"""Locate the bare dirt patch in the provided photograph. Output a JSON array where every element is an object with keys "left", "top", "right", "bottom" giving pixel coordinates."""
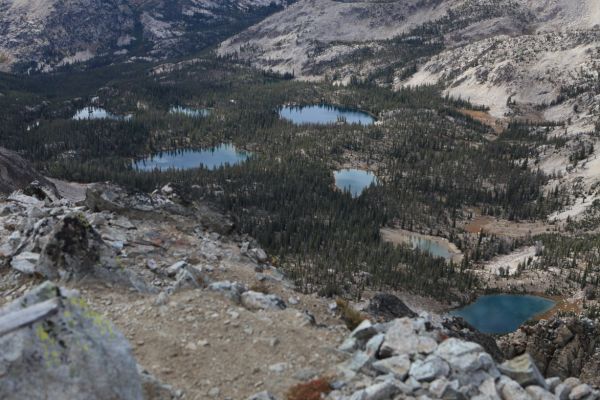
[
  {"left": 483, "top": 246, "right": 538, "bottom": 276},
  {"left": 463, "top": 215, "right": 555, "bottom": 238},
  {"left": 458, "top": 108, "right": 506, "bottom": 134},
  {"left": 536, "top": 295, "right": 583, "bottom": 321}
]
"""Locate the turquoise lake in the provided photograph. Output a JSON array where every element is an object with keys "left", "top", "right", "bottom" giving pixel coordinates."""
[
  {"left": 452, "top": 294, "right": 555, "bottom": 334},
  {"left": 72, "top": 107, "right": 131, "bottom": 121},
  {"left": 410, "top": 236, "right": 454, "bottom": 261},
  {"left": 133, "top": 144, "right": 250, "bottom": 171},
  {"left": 279, "top": 105, "right": 375, "bottom": 125},
  {"left": 334, "top": 169, "right": 378, "bottom": 198}
]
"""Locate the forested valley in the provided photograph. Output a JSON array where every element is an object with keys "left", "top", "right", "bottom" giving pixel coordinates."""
[{"left": 0, "top": 54, "right": 590, "bottom": 302}]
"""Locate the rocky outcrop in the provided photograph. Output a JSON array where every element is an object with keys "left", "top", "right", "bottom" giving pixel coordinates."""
[
  {"left": 499, "top": 316, "right": 600, "bottom": 387},
  {"left": 84, "top": 182, "right": 188, "bottom": 216},
  {"left": 365, "top": 293, "right": 418, "bottom": 322},
  {"left": 0, "top": 282, "right": 150, "bottom": 400},
  {"left": 443, "top": 316, "right": 505, "bottom": 362},
  {"left": 241, "top": 291, "right": 287, "bottom": 311},
  {"left": 35, "top": 212, "right": 149, "bottom": 290},
  {"left": 364, "top": 293, "right": 504, "bottom": 362},
  {"left": 0, "top": 180, "right": 310, "bottom": 398},
  {"left": 320, "top": 314, "right": 600, "bottom": 400},
  {"left": 85, "top": 182, "right": 233, "bottom": 234},
  {"left": 0, "top": 147, "right": 56, "bottom": 195},
  {"left": 37, "top": 212, "right": 114, "bottom": 279},
  {"left": 1, "top": 179, "right": 277, "bottom": 298}
]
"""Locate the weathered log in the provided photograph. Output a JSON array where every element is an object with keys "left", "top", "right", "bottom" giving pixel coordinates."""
[{"left": 0, "top": 298, "right": 60, "bottom": 336}]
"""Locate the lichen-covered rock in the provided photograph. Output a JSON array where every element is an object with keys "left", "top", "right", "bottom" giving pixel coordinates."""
[
  {"left": 84, "top": 183, "right": 233, "bottom": 234},
  {"left": 350, "top": 319, "right": 378, "bottom": 343},
  {"left": 0, "top": 281, "right": 144, "bottom": 400}
]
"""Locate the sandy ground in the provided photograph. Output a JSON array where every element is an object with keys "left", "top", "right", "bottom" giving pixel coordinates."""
[
  {"left": 481, "top": 246, "right": 537, "bottom": 276},
  {"left": 462, "top": 214, "right": 555, "bottom": 238},
  {"left": 458, "top": 108, "right": 507, "bottom": 134}
]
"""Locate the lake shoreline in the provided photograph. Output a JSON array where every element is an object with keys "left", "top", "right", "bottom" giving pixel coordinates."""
[{"left": 380, "top": 227, "right": 464, "bottom": 263}]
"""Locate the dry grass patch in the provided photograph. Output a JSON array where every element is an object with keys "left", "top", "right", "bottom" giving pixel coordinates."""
[
  {"left": 287, "top": 378, "right": 331, "bottom": 400},
  {"left": 336, "top": 298, "right": 366, "bottom": 331},
  {"left": 250, "top": 280, "right": 270, "bottom": 294}
]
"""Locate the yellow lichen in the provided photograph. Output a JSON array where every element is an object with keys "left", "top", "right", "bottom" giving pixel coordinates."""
[
  {"left": 69, "top": 296, "right": 115, "bottom": 337},
  {"left": 74, "top": 212, "right": 91, "bottom": 229},
  {"left": 36, "top": 325, "right": 50, "bottom": 342}
]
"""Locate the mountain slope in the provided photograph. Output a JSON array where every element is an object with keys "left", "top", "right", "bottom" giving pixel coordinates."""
[
  {"left": 0, "top": 0, "right": 135, "bottom": 72},
  {"left": 0, "top": 0, "right": 291, "bottom": 72},
  {"left": 218, "top": 0, "right": 457, "bottom": 79},
  {"left": 219, "top": 0, "right": 599, "bottom": 122}
]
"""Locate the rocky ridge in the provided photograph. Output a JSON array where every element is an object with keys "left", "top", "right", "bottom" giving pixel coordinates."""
[
  {"left": 499, "top": 316, "right": 600, "bottom": 388},
  {"left": 0, "top": 177, "right": 599, "bottom": 398},
  {"left": 0, "top": 179, "right": 347, "bottom": 398},
  {"left": 317, "top": 315, "right": 600, "bottom": 400}
]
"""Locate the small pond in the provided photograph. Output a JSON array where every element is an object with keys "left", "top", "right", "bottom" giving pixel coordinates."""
[
  {"left": 169, "top": 106, "right": 210, "bottom": 118},
  {"left": 334, "top": 169, "right": 378, "bottom": 198},
  {"left": 410, "top": 236, "right": 455, "bottom": 261},
  {"left": 451, "top": 294, "right": 555, "bottom": 334},
  {"left": 72, "top": 107, "right": 131, "bottom": 121},
  {"left": 279, "top": 104, "right": 375, "bottom": 125},
  {"left": 133, "top": 144, "right": 250, "bottom": 171}
]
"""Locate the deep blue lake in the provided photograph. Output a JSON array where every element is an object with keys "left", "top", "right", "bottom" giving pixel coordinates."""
[
  {"left": 133, "top": 144, "right": 250, "bottom": 171},
  {"left": 452, "top": 294, "right": 555, "bottom": 334},
  {"left": 334, "top": 169, "right": 378, "bottom": 198},
  {"left": 410, "top": 236, "right": 453, "bottom": 260},
  {"left": 279, "top": 105, "right": 375, "bottom": 125},
  {"left": 72, "top": 107, "right": 131, "bottom": 121},
  {"left": 169, "top": 106, "right": 210, "bottom": 118}
]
